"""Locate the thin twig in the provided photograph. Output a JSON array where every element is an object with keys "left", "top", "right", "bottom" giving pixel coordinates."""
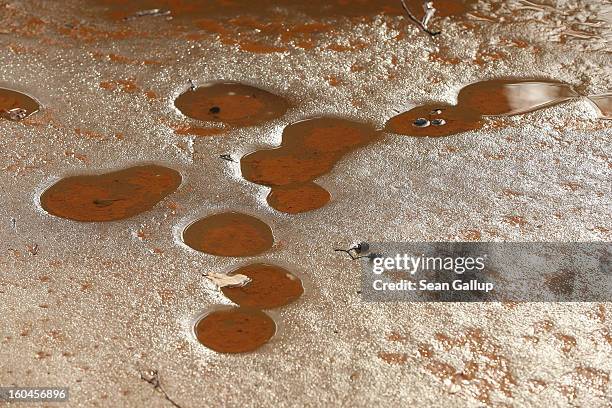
[
  {"left": 334, "top": 248, "right": 360, "bottom": 260},
  {"left": 219, "top": 154, "right": 236, "bottom": 163},
  {"left": 334, "top": 242, "right": 374, "bottom": 260},
  {"left": 400, "top": 0, "right": 441, "bottom": 37},
  {"left": 140, "top": 370, "right": 183, "bottom": 408}
]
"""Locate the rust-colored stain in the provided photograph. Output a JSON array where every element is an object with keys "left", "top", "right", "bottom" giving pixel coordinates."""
[
  {"left": 57, "top": 23, "right": 142, "bottom": 42},
  {"left": 40, "top": 164, "right": 182, "bottom": 222},
  {"left": 504, "top": 215, "right": 528, "bottom": 227},
  {"left": 237, "top": 40, "right": 288, "bottom": 54},
  {"left": 98, "top": 0, "right": 404, "bottom": 21},
  {"left": 174, "top": 82, "right": 289, "bottom": 127},
  {"left": 241, "top": 117, "right": 380, "bottom": 213},
  {"left": 99, "top": 79, "right": 139, "bottom": 93},
  {"left": 194, "top": 307, "right": 276, "bottom": 354},
  {"left": 193, "top": 17, "right": 333, "bottom": 52},
  {"left": 173, "top": 125, "right": 225, "bottom": 137},
  {"left": 0, "top": 88, "right": 40, "bottom": 121},
  {"left": 418, "top": 343, "right": 434, "bottom": 358},
  {"left": 378, "top": 352, "right": 408, "bottom": 365},
  {"left": 221, "top": 263, "right": 304, "bottom": 309},
  {"left": 555, "top": 333, "right": 577, "bottom": 354},
  {"left": 428, "top": 50, "right": 462, "bottom": 65},
  {"left": 462, "top": 229, "right": 482, "bottom": 241},
  {"left": 426, "top": 328, "right": 518, "bottom": 404},
  {"left": 182, "top": 212, "right": 274, "bottom": 257},
  {"left": 92, "top": 0, "right": 412, "bottom": 53}
]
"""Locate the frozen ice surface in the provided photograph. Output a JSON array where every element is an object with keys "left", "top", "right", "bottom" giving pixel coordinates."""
[{"left": 0, "top": 1, "right": 610, "bottom": 407}]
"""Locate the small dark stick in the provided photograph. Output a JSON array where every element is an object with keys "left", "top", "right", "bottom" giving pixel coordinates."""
[
  {"left": 337, "top": 252, "right": 383, "bottom": 261},
  {"left": 219, "top": 154, "right": 236, "bottom": 162},
  {"left": 334, "top": 248, "right": 360, "bottom": 260},
  {"left": 140, "top": 370, "right": 183, "bottom": 408}
]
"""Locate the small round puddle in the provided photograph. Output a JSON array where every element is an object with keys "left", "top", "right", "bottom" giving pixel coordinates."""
[
  {"left": 174, "top": 82, "right": 289, "bottom": 127},
  {"left": 222, "top": 263, "right": 304, "bottom": 309},
  {"left": 182, "top": 212, "right": 273, "bottom": 257},
  {"left": 194, "top": 307, "right": 276, "bottom": 353}
]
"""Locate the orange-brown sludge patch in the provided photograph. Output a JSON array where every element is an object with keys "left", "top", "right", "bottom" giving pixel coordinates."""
[
  {"left": 95, "top": 0, "right": 406, "bottom": 52},
  {"left": 91, "top": 51, "right": 162, "bottom": 66},
  {"left": 182, "top": 212, "right": 274, "bottom": 257},
  {"left": 57, "top": 24, "right": 141, "bottom": 42},
  {"left": 378, "top": 352, "right": 408, "bottom": 365},
  {"left": 221, "top": 263, "right": 304, "bottom": 309},
  {"left": 0, "top": 88, "right": 40, "bottom": 121},
  {"left": 40, "top": 165, "right": 181, "bottom": 222},
  {"left": 174, "top": 82, "right": 289, "bottom": 127},
  {"left": 386, "top": 79, "right": 581, "bottom": 137},
  {"left": 237, "top": 41, "right": 288, "bottom": 54},
  {"left": 172, "top": 125, "right": 225, "bottom": 137},
  {"left": 99, "top": 79, "right": 139, "bottom": 93},
  {"left": 194, "top": 307, "right": 276, "bottom": 353},
  {"left": 98, "top": 0, "right": 403, "bottom": 21},
  {"left": 91, "top": 1, "right": 490, "bottom": 55},
  {"left": 211, "top": 19, "right": 339, "bottom": 53},
  {"left": 241, "top": 117, "right": 379, "bottom": 213}
]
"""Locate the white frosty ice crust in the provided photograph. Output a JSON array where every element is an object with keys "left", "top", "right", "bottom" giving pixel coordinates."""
[{"left": 0, "top": 1, "right": 610, "bottom": 407}]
